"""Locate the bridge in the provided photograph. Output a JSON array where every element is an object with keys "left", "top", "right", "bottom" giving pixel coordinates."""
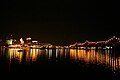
[{"left": 69, "top": 36, "right": 120, "bottom": 50}]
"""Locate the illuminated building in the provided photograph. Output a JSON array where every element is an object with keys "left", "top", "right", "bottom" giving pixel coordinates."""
[
  {"left": 32, "top": 41, "right": 38, "bottom": 43},
  {"left": 6, "top": 39, "right": 13, "bottom": 45},
  {"left": 26, "top": 38, "right": 32, "bottom": 44},
  {"left": 32, "top": 40, "right": 38, "bottom": 43},
  {"left": 12, "top": 39, "right": 17, "bottom": 44},
  {"left": 32, "top": 40, "right": 38, "bottom": 44},
  {"left": 6, "top": 34, "right": 17, "bottom": 45},
  {"left": 20, "top": 38, "right": 24, "bottom": 45},
  {"left": 26, "top": 38, "right": 31, "bottom": 41}
]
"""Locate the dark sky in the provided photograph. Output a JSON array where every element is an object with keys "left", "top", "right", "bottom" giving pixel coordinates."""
[{"left": 0, "top": 0, "right": 119, "bottom": 45}]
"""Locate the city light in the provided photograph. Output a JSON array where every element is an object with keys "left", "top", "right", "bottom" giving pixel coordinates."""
[
  {"left": 26, "top": 38, "right": 31, "bottom": 40},
  {"left": 0, "top": 35, "right": 120, "bottom": 49},
  {"left": 32, "top": 41, "right": 38, "bottom": 43},
  {"left": 20, "top": 38, "right": 24, "bottom": 45}
]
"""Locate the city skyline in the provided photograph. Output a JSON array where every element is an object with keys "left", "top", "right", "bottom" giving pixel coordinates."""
[
  {"left": 0, "top": 1, "right": 120, "bottom": 79},
  {"left": 0, "top": 0, "right": 119, "bottom": 45},
  {"left": 0, "top": 34, "right": 119, "bottom": 46}
]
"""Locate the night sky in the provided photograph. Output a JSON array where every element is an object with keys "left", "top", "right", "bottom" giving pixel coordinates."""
[{"left": 0, "top": 0, "right": 120, "bottom": 45}]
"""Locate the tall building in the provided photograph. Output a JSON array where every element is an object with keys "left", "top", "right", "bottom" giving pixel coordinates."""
[
  {"left": 20, "top": 38, "right": 24, "bottom": 45},
  {"left": 26, "top": 38, "right": 32, "bottom": 44},
  {"left": 6, "top": 39, "right": 13, "bottom": 45},
  {"left": 6, "top": 34, "right": 13, "bottom": 45}
]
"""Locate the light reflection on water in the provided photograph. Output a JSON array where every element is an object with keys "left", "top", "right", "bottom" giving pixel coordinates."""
[
  {"left": 0, "top": 47, "right": 120, "bottom": 73},
  {"left": 70, "top": 49, "right": 120, "bottom": 72},
  {"left": 8, "top": 48, "right": 23, "bottom": 64}
]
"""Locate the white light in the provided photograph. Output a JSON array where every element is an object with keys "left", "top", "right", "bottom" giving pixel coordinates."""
[
  {"left": 106, "top": 46, "right": 110, "bottom": 49},
  {"left": 32, "top": 41, "right": 38, "bottom": 43},
  {"left": 20, "top": 38, "right": 24, "bottom": 44},
  {"left": 6, "top": 39, "right": 13, "bottom": 45},
  {"left": 26, "top": 38, "right": 31, "bottom": 40}
]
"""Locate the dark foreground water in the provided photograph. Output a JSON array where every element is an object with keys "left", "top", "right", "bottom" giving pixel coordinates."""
[{"left": 0, "top": 47, "right": 120, "bottom": 80}]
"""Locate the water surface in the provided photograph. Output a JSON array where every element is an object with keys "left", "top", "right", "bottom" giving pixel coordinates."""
[{"left": 0, "top": 47, "right": 120, "bottom": 79}]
